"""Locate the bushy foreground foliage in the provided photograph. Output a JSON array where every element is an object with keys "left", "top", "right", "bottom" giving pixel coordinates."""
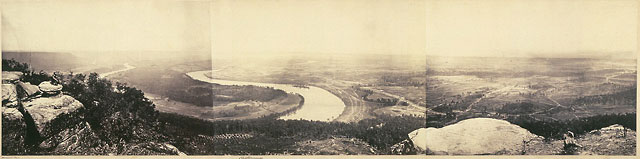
[{"left": 158, "top": 113, "right": 425, "bottom": 155}]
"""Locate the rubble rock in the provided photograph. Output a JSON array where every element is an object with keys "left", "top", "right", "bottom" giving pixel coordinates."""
[{"left": 390, "top": 139, "right": 417, "bottom": 155}]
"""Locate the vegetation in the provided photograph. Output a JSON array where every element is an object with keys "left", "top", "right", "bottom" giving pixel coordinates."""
[
  {"left": 114, "top": 66, "right": 214, "bottom": 106},
  {"left": 499, "top": 102, "right": 553, "bottom": 114},
  {"left": 211, "top": 85, "right": 288, "bottom": 104},
  {"left": 3, "top": 59, "right": 426, "bottom": 155},
  {"left": 158, "top": 113, "right": 425, "bottom": 155},
  {"left": 508, "top": 113, "right": 636, "bottom": 140},
  {"left": 3, "top": 59, "right": 163, "bottom": 154},
  {"left": 378, "top": 74, "right": 425, "bottom": 87},
  {"left": 2, "top": 59, "right": 30, "bottom": 72},
  {"left": 358, "top": 88, "right": 400, "bottom": 106},
  {"left": 572, "top": 87, "right": 636, "bottom": 106}
]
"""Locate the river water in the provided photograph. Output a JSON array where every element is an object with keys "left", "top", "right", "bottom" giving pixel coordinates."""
[
  {"left": 186, "top": 70, "right": 345, "bottom": 122},
  {"left": 99, "top": 63, "right": 135, "bottom": 78}
]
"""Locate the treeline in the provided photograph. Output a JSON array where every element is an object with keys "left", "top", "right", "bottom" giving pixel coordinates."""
[
  {"left": 499, "top": 102, "right": 553, "bottom": 114},
  {"left": 378, "top": 75, "right": 425, "bottom": 87},
  {"left": 357, "top": 88, "right": 401, "bottom": 106},
  {"left": 211, "top": 85, "right": 288, "bottom": 103},
  {"left": 3, "top": 58, "right": 59, "bottom": 85},
  {"left": 2, "top": 59, "right": 30, "bottom": 72},
  {"left": 157, "top": 112, "right": 425, "bottom": 154},
  {"left": 571, "top": 87, "right": 636, "bottom": 106},
  {"left": 165, "top": 86, "right": 213, "bottom": 106},
  {"left": 364, "top": 97, "right": 399, "bottom": 106},
  {"left": 508, "top": 113, "right": 636, "bottom": 140}
]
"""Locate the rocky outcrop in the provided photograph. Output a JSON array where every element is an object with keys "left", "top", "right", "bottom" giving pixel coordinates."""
[
  {"left": 2, "top": 71, "right": 22, "bottom": 83},
  {"left": 390, "top": 139, "right": 417, "bottom": 155},
  {"left": 18, "top": 82, "right": 41, "bottom": 97},
  {"left": 2, "top": 84, "right": 18, "bottom": 107},
  {"left": 523, "top": 124, "right": 636, "bottom": 155},
  {"left": 409, "top": 128, "right": 428, "bottom": 153},
  {"left": 22, "top": 95, "right": 84, "bottom": 137},
  {"left": 2, "top": 81, "right": 84, "bottom": 155},
  {"left": 417, "top": 118, "right": 539, "bottom": 155},
  {"left": 2, "top": 107, "right": 24, "bottom": 120},
  {"left": 38, "top": 81, "right": 63, "bottom": 96},
  {"left": 576, "top": 124, "right": 636, "bottom": 155},
  {"left": 294, "top": 137, "right": 376, "bottom": 155}
]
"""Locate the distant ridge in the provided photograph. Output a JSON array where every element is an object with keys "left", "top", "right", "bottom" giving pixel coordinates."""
[{"left": 1, "top": 51, "right": 84, "bottom": 72}]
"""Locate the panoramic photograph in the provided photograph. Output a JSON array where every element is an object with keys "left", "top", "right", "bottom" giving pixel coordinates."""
[
  {"left": 1, "top": 0, "right": 428, "bottom": 156},
  {"left": 423, "top": 0, "right": 637, "bottom": 155}
]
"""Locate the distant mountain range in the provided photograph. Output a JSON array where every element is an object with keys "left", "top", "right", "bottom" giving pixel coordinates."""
[{"left": 1, "top": 51, "right": 85, "bottom": 72}]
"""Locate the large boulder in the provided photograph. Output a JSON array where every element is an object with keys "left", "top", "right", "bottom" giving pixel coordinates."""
[
  {"left": 409, "top": 128, "right": 428, "bottom": 153},
  {"left": 2, "top": 84, "right": 18, "bottom": 107},
  {"left": 416, "top": 118, "right": 539, "bottom": 155},
  {"left": 2, "top": 71, "right": 22, "bottom": 83},
  {"left": 18, "top": 82, "right": 41, "bottom": 97},
  {"left": 38, "top": 81, "right": 63, "bottom": 95},
  {"left": 22, "top": 95, "right": 84, "bottom": 136}
]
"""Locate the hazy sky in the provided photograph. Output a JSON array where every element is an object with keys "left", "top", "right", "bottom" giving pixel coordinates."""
[
  {"left": 212, "top": 0, "right": 426, "bottom": 56},
  {"left": 2, "top": 0, "right": 210, "bottom": 53},
  {"left": 426, "top": 0, "right": 637, "bottom": 58}
]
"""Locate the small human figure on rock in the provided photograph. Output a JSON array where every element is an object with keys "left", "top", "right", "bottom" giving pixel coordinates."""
[{"left": 562, "top": 131, "right": 582, "bottom": 155}]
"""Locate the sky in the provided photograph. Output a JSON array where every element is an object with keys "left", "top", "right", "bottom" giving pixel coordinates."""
[
  {"left": 426, "top": 0, "right": 638, "bottom": 58},
  {"left": 2, "top": 0, "right": 211, "bottom": 53},
  {"left": 211, "top": 0, "right": 426, "bottom": 56}
]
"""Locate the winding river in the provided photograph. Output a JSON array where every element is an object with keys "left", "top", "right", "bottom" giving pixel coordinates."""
[
  {"left": 187, "top": 70, "right": 346, "bottom": 122},
  {"left": 99, "top": 63, "right": 135, "bottom": 78}
]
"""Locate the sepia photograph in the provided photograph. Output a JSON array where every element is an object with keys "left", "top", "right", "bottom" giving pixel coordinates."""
[
  {"left": 1, "top": 0, "right": 638, "bottom": 158},
  {"left": 424, "top": 0, "right": 637, "bottom": 155}
]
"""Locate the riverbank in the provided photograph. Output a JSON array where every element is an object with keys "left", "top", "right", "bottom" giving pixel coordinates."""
[
  {"left": 149, "top": 91, "right": 304, "bottom": 121},
  {"left": 187, "top": 70, "right": 346, "bottom": 122}
]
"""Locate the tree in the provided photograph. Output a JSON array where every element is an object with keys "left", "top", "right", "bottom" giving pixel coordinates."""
[{"left": 2, "top": 59, "right": 30, "bottom": 72}]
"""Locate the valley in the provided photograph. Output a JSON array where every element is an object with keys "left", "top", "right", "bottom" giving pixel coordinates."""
[{"left": 426, "top": 56, "right": 636, "bottom": 135}]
